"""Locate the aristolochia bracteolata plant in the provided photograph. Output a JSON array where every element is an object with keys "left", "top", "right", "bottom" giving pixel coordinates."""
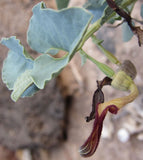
[{"left": 1, "top": 0, "right": 143, "bottom": 158}]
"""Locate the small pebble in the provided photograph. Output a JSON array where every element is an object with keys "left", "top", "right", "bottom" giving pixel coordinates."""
[
  {"left": 137, "top": 133, "right": 143, "bottom": 141},
  {"left": 117, "top": 128, "right": 130, "bottom": 143}
]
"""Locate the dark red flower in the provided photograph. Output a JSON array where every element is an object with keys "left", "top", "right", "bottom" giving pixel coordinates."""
[
  {"left": 79, "top": 103, "right": 118, "bottom": 157},
  {"left": 79, "top": 71, "right": 138, "bottom": 157}
]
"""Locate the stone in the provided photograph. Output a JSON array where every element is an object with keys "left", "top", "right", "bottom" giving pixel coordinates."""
[{"left": 117, "top": 128, "right": 130, "bottom": 143}]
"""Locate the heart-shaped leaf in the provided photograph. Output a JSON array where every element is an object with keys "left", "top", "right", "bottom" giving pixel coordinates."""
[
  {"left": 27, "top": 2, "right": 92, "bottom": 55},
  {"left": 27, "top": 2, "right": 93, "bottom": 89},
  {"left": 1, "top": 2, "right": 92, "bottom": 100}
]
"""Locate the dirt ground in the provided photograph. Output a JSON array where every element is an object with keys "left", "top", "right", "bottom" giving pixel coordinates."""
[{"left": 0, "top": 0, "right": 143, "bottom": 160}]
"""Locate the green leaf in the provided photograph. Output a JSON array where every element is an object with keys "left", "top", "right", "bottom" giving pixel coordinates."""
[
  {"left": 21, "top": 83, "right": 39, "bottom": 97},
  {"left": 85, "top": 0, "right": 128, "bottom": 24},
  {"left": 1, "top": 37, "right": 39, "bottom": 101},
  {"left": 100, "top": 0, "right": 137, "bottom": 25},
  {"left": 27, "top": 2, "right": 92, "bottom": 55},
  {"left": 141, "top": 4, "right": 143, "bottom": 19},
  {"left": 85, "top": 4, "right": 107, "bottom": 23},
  {"left": 83, "top": 0, "right": 107, "bottom": 23},
  {"left": 1, "top": 36, "right": 33, "bottom": 90},
  {"left": 31, "top": 54, "right": 69, "bottom": 89},
  {"left": 100, "top": 0, "right": 122, "bottom": 25},
  {"left": 11, "top": 70, "right": 34, "bottom": 101},
  {"left": 27, "top": 2, "right": 93, "bottom": 89},
  {"left": 84, "top": 0, "right": 105, "bottom": 8},
  {"left": 56, "top": 0, "right": 69, "bottom": 10},
  {"left": 122, "top": 22, "right": 133, "bottom": 42},
  {"left": 47, "top": 49, "right": 59, "bottom": 55}
]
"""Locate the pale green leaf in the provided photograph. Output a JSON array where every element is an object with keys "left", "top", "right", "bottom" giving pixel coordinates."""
[
  {"left": 1, "top": 37, "right": 39, "bottom": 100},
  {"left": 27, "top": 2, "right": 92, "bottom": 55},
  {"left": 85, "top": 4, "right": 107, "bottom": 23},
  {"left": 21, "top": 84, "right": 39, "bottom": 97},
  {"left": 56, "top": 0, "right": 69, "bottom": 10},
  {"left": 122, "top": 22, "right": 133, "bottom": 42},
  {"left": 83, "top": 0, "right": 106, "bottom": 23},
  {"left": 141, "top": 4, "right": 143, "bottom": 19},
  {"left": 31, "top": 54, "right": 69, "bottom": 89},
  {"left": 84, "top": 0, "right": 105, "bottom": 8},
  {"left": 11, "top": 70, "right": 34, "bottom": 101},
  {"left": 27, "top": 2, "right": 93, "bottom": 89},
  {"left": 1, "top": 36, "right": 33, "bottom": 90}
]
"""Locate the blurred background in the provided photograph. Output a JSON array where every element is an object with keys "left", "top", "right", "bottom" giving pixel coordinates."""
[{"left": 0, "top": 0, "right": 143, "bottom": 160}]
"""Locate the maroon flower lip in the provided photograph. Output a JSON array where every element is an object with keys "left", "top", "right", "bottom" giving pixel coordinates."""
[
  {"left": 79, "top": 103, "right": 119, "bottom": 157},
  {"left": 79, "top": 73, "right": 138, "bottom": 158}
]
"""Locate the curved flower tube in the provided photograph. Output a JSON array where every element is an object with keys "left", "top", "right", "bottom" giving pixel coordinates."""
[
  {"left": 79, "top": 103, "right": 118, "bottom": 157},
  {"left": 79, "top": 70, "right": 139, "bottom": 157},
  {"left": 98, "top": 82, "right": 138, "bottom": 115}
]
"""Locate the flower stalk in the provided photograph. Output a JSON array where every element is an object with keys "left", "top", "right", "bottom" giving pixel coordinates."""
[{"left": 80, "top": 49, "right": 115, "bottom": 78}]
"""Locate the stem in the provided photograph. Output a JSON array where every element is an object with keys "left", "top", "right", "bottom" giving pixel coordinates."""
[
  {"left": 121, "top": 0, "right": 137, "bottom": 9},
  {"left": 92, "top": 35, "right": 121, "bottom": 65},
  {"left": 82, "top": 19, "right": 102, "bottom": 44},
  {"left": 80, "top": 49, "right": 115, "bottom": 78},
  {"left": 76, "top": 0, "right": 136, "bottom": 51},
  {"left": 76, "top": 19, "right": 102, "bottom": 51}
]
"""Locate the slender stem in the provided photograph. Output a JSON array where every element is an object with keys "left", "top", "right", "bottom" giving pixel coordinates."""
[
  {"left": 92, "top": 35, "right": 121, "bottom": 65},
  {"left": 80, "top": 49, "right": 115, "bottom": 78},
  {"left": 81, "top": 19, "right": 101, "bottom": 45},
  {"left": 76, "top": 0, "right": 136, "bottom": 51},
  {"left": 76, "top": 17, "right": 114, "bottom": 51}
]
